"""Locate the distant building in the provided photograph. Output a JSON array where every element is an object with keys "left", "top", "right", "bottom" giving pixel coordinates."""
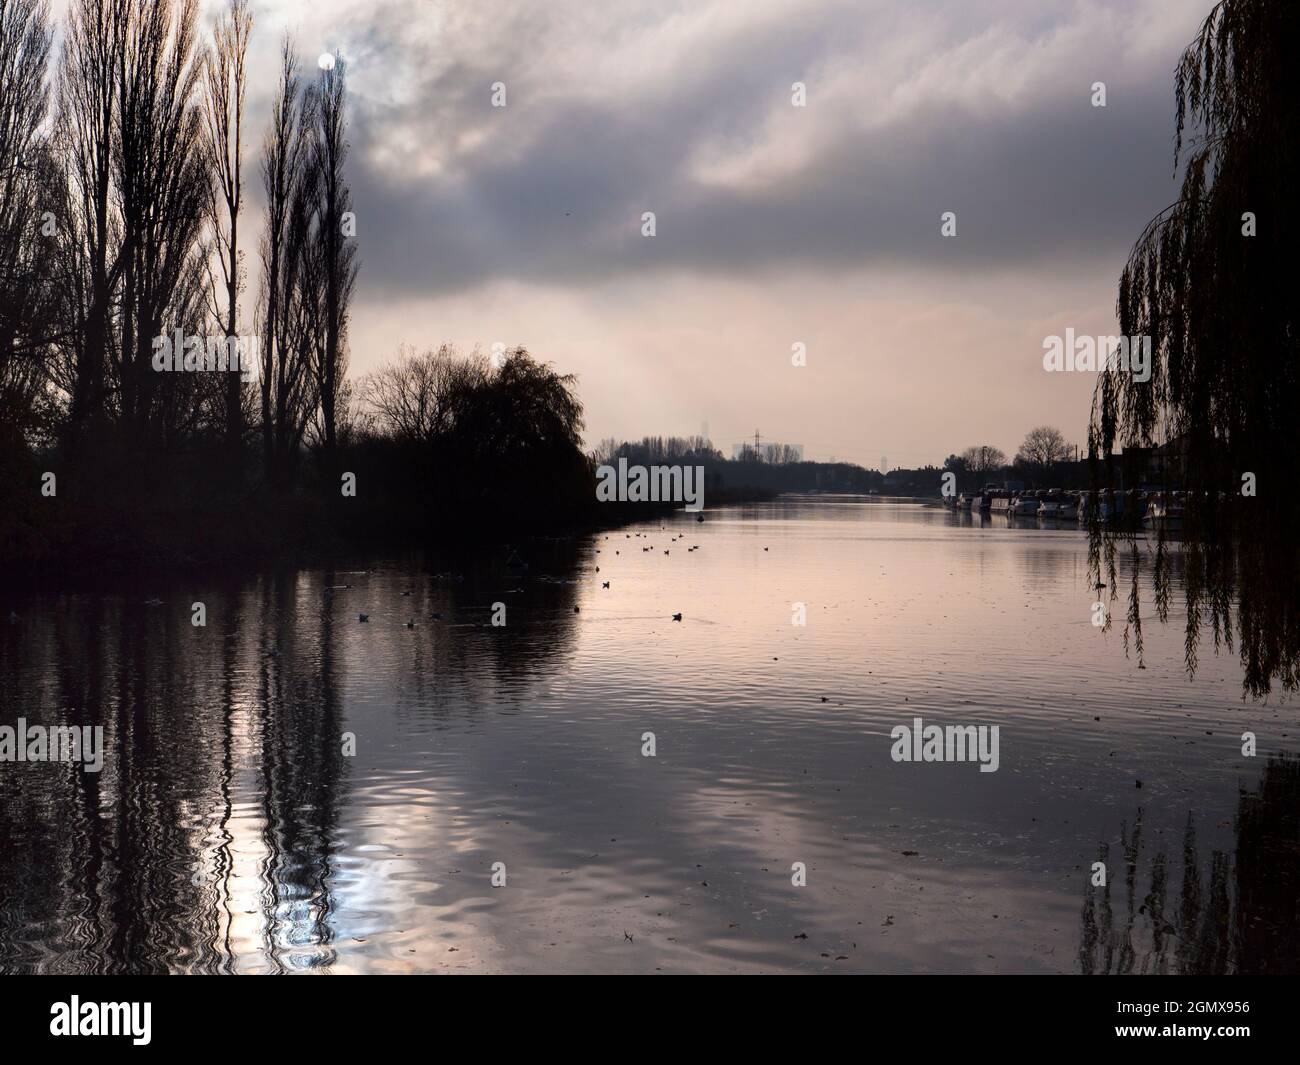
[{"left": 1119, "top": 436, "right": 1187, "bottom": 488}]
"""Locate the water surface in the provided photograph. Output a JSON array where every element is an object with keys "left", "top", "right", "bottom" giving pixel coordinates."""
[{"left": 1, "top": 496, "right": 1295, "bottom": 973}]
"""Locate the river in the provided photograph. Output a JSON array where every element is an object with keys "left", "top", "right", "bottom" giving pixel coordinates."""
[{"left": 1, "top": 496, "right": 1294, "bottom": 973}]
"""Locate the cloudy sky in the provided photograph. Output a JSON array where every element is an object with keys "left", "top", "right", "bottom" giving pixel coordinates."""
[{"left": 237, "top": 0, "right": 1206, "bottom": 467}]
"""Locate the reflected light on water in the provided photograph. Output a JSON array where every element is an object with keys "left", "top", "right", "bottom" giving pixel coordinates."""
[{"left": 0, "top": 497, "right": 1295, "bottom": 973}]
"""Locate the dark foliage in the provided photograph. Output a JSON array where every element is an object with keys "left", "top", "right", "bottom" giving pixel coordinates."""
[{"left": 1089, "top": 0, "right": 1300, "bottom": 696}]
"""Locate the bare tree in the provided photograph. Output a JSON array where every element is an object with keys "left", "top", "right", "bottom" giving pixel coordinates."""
[
  {"left": 1016, "top": 425, "right": 1071, "bottom": 468},
  {"left": 115, "top": 0, "right": 209, "bottom": 442},
  {"left": 257, "top": 37, "right": 296, "bottom": 470},
  {"left": 360, "top": 344, "right": 485, "bottom": 444},
  {"left": 257, "top": 36, "right": 319, "bottom": 480},
  {"left": 203, "top": 0, "right": 251, "bottom": 453},
  {"left": 960, "top": 444, "right": 1007, "bottom": 476},
  {"left": 57, "top": 0, "right": 129, "bottom": 436},
  {"left": 307, "top": 53, "right": 357, "bottom": 463},
  {"left": 280, "top": 111, "right": 324, "bottom": 460},
  {"left": 0, "top": 0, "right": 56, "bottom": 443}
]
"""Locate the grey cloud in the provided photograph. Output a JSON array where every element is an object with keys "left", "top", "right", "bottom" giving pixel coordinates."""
[{"left": 332, "top": 1, "right": 1196, "bottom": 300}]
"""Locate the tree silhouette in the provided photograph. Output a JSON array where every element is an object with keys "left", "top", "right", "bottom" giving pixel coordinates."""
[
  {"left": 1016, "top": 425, "right": 1070, "bottom": 468},
  {"left": 203, "top": 0, "right": 252, "bottom": 455},
  {"left": 1090, "top": 0, "right": 1300, "bottom": 696}
]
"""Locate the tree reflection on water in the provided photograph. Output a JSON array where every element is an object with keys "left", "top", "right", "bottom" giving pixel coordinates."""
[{"left": 1080, "top": 755, "right": 1300, "bottom": 974}]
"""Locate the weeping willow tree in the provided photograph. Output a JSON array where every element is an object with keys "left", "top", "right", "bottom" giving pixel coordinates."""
[{"left": 1090, "top": 0, "right": 1299, "bottom": 697}]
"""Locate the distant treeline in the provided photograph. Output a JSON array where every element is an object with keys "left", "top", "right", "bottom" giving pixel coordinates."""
[
  {"left": 592, "top": 436, "right": 1099, "bottom": 498},
  {"left": 595, "top": 436, "right": 889, "bottom": 495}
]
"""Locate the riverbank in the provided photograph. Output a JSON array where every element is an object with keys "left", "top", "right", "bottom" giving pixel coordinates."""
[{"left": 0, "top": 445, "right": 777, "bottom": 577}]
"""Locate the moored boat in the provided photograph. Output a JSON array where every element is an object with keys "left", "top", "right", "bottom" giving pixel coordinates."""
[
  {"left": 1038, "top": 489, "right": 1063, "bottom": 519},
  {"left": 1011, "top": 491, "right": 1039, "bottom": 516},
  {"left": 1144, "top": 492, "right": 1185, "bottom": 533}
]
